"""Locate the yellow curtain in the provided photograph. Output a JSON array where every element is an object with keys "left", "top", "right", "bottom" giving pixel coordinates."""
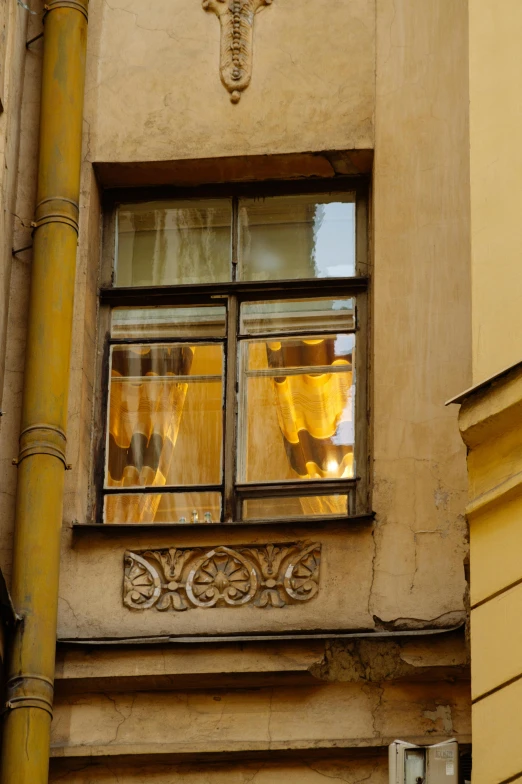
[
  {"left": 266, "top": 338, "right": 353, "bottom": 516},
  {"left": 106, "top": 345, "right": 194, "bottom": 523}
]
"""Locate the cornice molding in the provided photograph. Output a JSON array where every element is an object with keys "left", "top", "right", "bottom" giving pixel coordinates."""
[{"left": 466, "top": 470, "right": 522, "bottom": 520}]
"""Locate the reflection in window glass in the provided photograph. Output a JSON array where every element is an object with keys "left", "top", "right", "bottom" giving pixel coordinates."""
[
  {"left": 240, "top": 298, "right": 355, "bottom": 335},
  {"left": 116, "top": 200, "right": 232, "bottom": 287},
  {"left": 111, "top": 305, "right": 227, "bottom": 339},
  {"left": 105, "top": 343, "right": 223, "bottom": 523},
  {"left": 239, "top": 194, "right": 355, "bottom": 281},
  {"left": 243, "top": 495, "right": 348, "bottom": 520},
  {"left": 105, "top": 492, "right": 221, "bottom": 524},
  {"left": 239, "top": 334, "right": 355, "bottom": 483}
]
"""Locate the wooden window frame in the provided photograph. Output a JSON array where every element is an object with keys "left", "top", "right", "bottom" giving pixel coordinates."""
[{"left": 91, "top": 177, "right": 371, "bottom": 528}]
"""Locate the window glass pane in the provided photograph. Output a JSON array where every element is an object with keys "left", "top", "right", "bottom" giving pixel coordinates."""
[
  {"left": 238, "top": 334, "right": 355, "bottom": 483},
  {"left": 106, "top": 344, "right": 223, "bottom": 494},
  {"left": 111, "top": 305, "right": 227, "bottom": 339},
  {"left": 239, "top": 193, "right": 355, "bottom": 281},
  {"left": 240, "top": 297, "right": 355, "bottom": 335},
  {"left": 104, "top": 492, "right": 221, "bottom": 524},
  {"left": 116, "top": 200, "right": 232, "bottom": 286},
  {"left": 243, "top": 495, "right": 348, "bottom": 520}
]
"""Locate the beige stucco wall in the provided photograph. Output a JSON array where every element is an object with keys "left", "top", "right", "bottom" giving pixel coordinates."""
[
  {"left": 84, "top": 0, "right": 375, "bottom": 164},
  {"left": 58, "top": 526, "right": 375, "bottom": 638},
  {"left": 372, "top": 0, "right": 471, "bottom": 626},
  {"left": 469, "top": 1, "right": 522, "bottom": 383},
  {"left": 0, "top": 0, "right": 42, "bottom": 582},
  {"left": 50, "top": 680, "right": 471, "bottom": 757},
  {"left": 47, "top": 631, "right": 470, "bottom": 773},
  {"left": 0, "top": 0, "right": 28, "bottom": 409}
]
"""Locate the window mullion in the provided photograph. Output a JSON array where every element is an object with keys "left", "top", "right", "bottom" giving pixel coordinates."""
[
  {"left": 231, "top": 195, "right": 239, "bottom": 279},
  {"left": 223, "top": 295, "right": 239, "bottom": 521}
]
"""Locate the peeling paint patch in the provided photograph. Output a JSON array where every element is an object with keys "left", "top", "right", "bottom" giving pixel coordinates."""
[{"left": 423, "top": 704, "right": 453, "bottom": 734}]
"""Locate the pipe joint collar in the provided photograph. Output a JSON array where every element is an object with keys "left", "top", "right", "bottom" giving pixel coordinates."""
[
  {"left": 5, "top": 674, "right": 54, "bottom": 718},
  {"left": 17, "top": 424, "right": 67, "bottom": 467},
  {"left": 44, "top": 0, "right": 88, "bottom": 20},
  {"left": 33, "top": 196, "right": 80, "bottom": 234}
]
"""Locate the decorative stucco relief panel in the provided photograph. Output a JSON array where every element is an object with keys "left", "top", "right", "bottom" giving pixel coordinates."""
[
  {"left": 124, "top": 542, "right": 321, "bottom": 611},
  {"left": 203, "top": 0, "right": 272, "bottom": 103}
]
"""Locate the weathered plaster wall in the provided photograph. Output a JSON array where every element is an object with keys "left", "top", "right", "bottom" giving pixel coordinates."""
[
  {"left": 53, "top": 633, "right": 468, "bottom": 692},
  {"left": 49, "top": 680, "right": 470, "bottom": 759},
  {"left": 469, "top": 1, "right": 522, "bottom": 383},
  {"left": 47, "top": 632, "right": 470, "bottom": 766},
  {"left": 83, "top": 0, "right": 375, "bottom": 163},
  {"left": 57, "top": 526, "right": 375, "bottom": 639},
  {"left": 371, "top": 0, "right": 471, "bottom": 625},
  {"left": 0, "top": 0, "right": 30, "bottom": 412},
  {"left": 0, "top": 0, "right": 42, "bottom": 581}
]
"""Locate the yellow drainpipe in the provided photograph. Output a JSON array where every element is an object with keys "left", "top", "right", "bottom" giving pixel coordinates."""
[{"left": 1, "top": 0, "right": 88, "bottom": 780}]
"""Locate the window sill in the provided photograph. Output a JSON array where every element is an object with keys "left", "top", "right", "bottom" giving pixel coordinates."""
[{"left": 71, "top": 513, "right": 375, "bottom": 531}]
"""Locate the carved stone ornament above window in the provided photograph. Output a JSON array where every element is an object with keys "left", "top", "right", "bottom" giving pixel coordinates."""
[
  {"left": 203, "top": 0, "right": 273, "bottom": 104},
  {"left": 124, "top": 542, "right": 321, "bottom": 611}
]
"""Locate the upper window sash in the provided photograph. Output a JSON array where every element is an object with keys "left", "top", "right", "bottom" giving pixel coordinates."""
[{"left": 113, "top": 191, "right": 358, "bottom": 288}]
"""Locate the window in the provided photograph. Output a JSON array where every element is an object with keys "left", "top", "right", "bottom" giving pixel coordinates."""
[{"left": 97, "top": 182, "right": 369, "bottom": 525}]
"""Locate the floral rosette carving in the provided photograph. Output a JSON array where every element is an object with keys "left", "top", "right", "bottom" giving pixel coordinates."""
[
  {"left": 123, "top": 552, "right": 161, "bottom": 610},
  {"left": 284, "top": 543, "right": 322, "bottom": 602},
  {"left": 186, "top": 547, "right": 257, "bottom": 607},
  {"left": 123, "top": 542, "right": 321, "bottom": 612}
]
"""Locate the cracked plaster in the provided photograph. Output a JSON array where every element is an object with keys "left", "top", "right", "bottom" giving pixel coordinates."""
[
  {"left": 50, "top": 680, "right": 470, "bottom": 756},
  {"left": 310, "top": 633, "right": 468, "bottom": 683},
  {"left": 82, "top": 0, "right": 375, "bottom": 163}
]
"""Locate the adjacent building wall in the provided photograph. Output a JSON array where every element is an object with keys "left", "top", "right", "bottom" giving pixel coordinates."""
[
  {"left": 454, "top": 4, "right": 522, "bottom": 782},
  {"left": 458, "top": 366, "right": 522, "bottom": 783},
  {"left": 469, "top": 0, "right": 522, "bottom": 383}
]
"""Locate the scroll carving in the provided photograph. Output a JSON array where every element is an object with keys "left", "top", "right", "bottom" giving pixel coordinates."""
[
  {"left": 124, "top": 542, "right": 321, "bottom": 611},
  {"left": 203, "top": 0, "right": 273, "bottom": 103}
]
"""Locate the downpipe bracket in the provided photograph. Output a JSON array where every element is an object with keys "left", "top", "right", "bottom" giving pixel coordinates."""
[
  {"left": 4, "top": 674, "right": 54, "bottom": 718},
  {"left": 14, "top": 423, "right": 68, "bottom": 468},
  {"left": 43, "top": 0, "right": 88, "bottom": 21},
  {"left": 32, "top": 196, "right": 80, "bottom": 235}
]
